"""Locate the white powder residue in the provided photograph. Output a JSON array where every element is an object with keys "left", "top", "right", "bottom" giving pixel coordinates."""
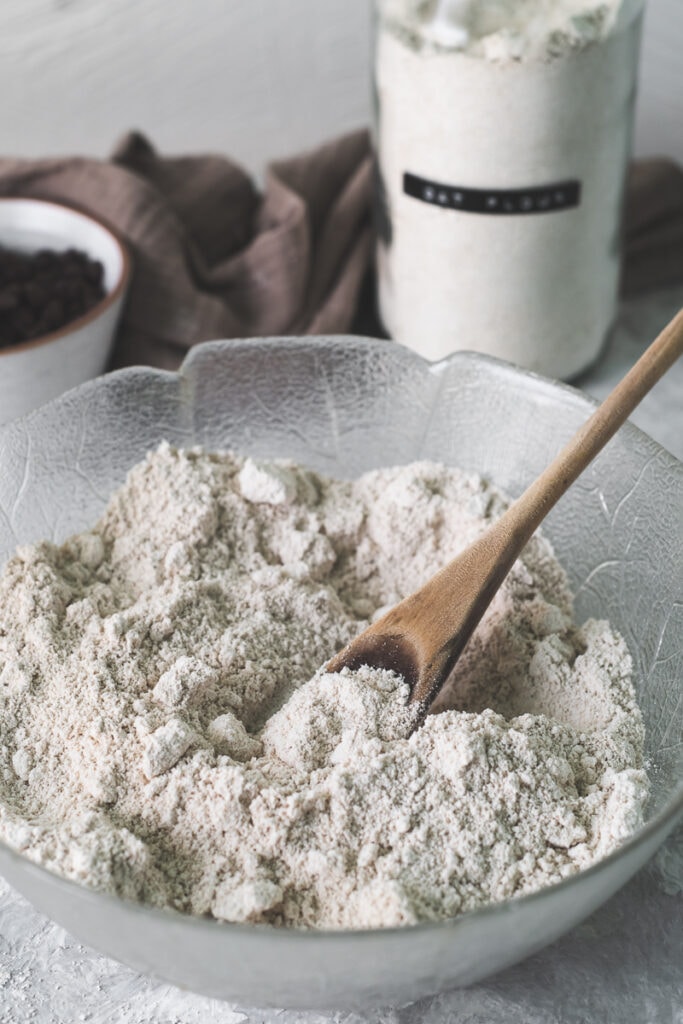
[
  {"left": 0, "top": 445, "right": 648, "bottom": 929},
  {"left": 381, "top": 0, "right": 642, "bottom": 61}
]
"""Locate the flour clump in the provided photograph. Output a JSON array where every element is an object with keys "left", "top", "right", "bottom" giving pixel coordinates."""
[{"left": 0, "top": 445, "right": 649, "bottom": 928}]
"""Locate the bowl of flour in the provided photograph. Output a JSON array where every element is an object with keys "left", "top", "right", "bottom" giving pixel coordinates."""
[{"left": 0, "top": 337, "right": 680, "bottom": 1009}]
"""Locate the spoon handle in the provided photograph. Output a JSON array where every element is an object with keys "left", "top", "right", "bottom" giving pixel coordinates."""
[
  {"left": 407, "top": 307, "right": 683, "bottom": 705},
  {"left": 329, "top": 307, "right": 683, "bottom": 713},
  {"left": 493, "top": 307, "right": 683, "bottom": 553}
]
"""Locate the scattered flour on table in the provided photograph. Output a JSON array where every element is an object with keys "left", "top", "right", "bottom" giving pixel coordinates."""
[{"left": 0, "top": 445, "right": 648, "bottom": 929}]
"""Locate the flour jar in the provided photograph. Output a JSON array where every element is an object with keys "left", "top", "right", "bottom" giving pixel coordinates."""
[{"left": 374, "top": 1, "right": 646, "bottom": 378}]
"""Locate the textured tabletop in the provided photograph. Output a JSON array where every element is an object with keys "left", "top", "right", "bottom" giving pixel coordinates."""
[{"left": 1, "top": 285, "right": 682, "bottom": 1024}]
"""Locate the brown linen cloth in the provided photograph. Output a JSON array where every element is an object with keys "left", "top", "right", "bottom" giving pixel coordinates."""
[
  {"left": 0, "top": 130, "right": 373, "bottom": 369},
  {"left": 0, "top": 131, "right": 681, "bottom": 369},
  {"left": 621, "top": 158, "right": 683, "bottom": 296}
]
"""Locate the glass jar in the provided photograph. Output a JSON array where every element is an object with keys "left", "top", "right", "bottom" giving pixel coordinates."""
[{"left": 374, "top": 1, "right": 646, "bottom": 379}]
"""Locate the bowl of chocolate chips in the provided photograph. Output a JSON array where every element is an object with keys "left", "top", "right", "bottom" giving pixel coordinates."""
[{"left": 0, "top": 198, "right": 131, "bottom": 426}]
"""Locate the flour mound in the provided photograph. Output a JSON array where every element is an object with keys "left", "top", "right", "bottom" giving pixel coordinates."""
[{"left": 0, "top": 445, "right": 648, "bottom": 929}]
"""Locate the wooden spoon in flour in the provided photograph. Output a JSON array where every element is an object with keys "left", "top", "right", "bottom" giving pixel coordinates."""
[{"left": 327, "top": 308, "right": 683, "bottom": 716}]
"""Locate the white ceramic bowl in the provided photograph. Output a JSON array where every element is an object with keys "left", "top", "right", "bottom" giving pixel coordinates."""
[
  {"left": 0, "top": 338, "right": 680, "bottom": 1010},
  {"left": 0, "top": 197, "right": 131, "bottom": 426}
]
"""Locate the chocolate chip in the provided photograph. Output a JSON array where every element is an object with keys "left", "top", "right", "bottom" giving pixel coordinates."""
[{"left": 0, "top": 245, "right": 106, "bottom": 349}]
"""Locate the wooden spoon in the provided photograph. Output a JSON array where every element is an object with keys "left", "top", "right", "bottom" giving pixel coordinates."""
[{"left": 327, "top": 308, "right": 683, "bottom": 717}]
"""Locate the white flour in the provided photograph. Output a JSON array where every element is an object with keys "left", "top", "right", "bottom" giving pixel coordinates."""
[
  {"left": 0, "top": 445, "right": 648, "bottom": 929},
  {"left": 374, "top": 0, "right": 644, "bottom": 377},
  {"left": 380, "top": 0, "right": 642, "bottom": 61}
]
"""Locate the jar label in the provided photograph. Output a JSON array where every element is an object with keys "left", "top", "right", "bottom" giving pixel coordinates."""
[{"left": 404, "top": 172, "right": 581, "bottom": 215}]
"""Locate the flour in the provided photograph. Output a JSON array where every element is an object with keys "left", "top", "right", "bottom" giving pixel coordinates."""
[
  {"left": 0, "top": 445, "right": 648, "bottom": 929},
  {"left": 380, "top": 0, "right": 642, "bottom": 62},
  {"left": 374, "top": 0, "right": 644, "bottom": 377}
]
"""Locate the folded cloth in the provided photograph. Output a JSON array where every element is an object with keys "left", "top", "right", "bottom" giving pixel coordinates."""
[
  {"left": 0, "top": 132, "right": 680, "bottom": 369},
  {"left": 0, "top": 130, "right": 373, "bottom": 369},
  {"left": 621, "top": 158, "right": 683, "bottom": 296}
]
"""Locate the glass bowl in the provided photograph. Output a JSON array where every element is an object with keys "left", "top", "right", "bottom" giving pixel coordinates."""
[{"left": 0, "top": 337, "right": 680, "bottom": 1010}]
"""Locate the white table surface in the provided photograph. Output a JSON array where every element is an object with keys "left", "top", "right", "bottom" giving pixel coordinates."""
[{"left": 1, "top": 285, "right": 682, "bottom": 1024}]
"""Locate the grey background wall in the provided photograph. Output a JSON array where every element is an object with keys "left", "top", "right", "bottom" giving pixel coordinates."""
[{"left": 0, "top": 0, "right": 680, "bottom": 170}]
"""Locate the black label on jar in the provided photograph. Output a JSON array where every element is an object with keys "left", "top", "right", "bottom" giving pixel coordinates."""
[{"left": 403, "top": 172, "right": 581, "bottom": 215}]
